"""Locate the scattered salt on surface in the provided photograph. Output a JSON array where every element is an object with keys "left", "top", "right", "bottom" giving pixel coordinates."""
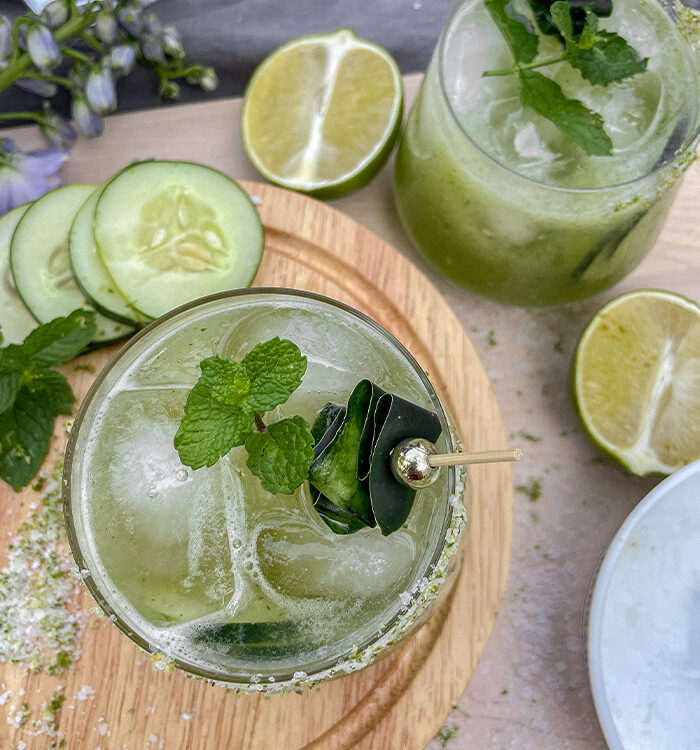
[{"left": 76, "top": 684, "right": 96, "bottom": 702}]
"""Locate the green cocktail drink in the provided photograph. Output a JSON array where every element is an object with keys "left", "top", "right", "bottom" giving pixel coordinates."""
[
  {"left": 63, "top": 290, "right": 466, "bottom": 690},
  {"left": 394, "top": 0, "right": 700, "bottom": 306}
]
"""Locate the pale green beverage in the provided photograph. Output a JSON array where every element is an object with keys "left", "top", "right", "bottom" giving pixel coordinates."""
[
  {"left": 64, "top": 290, "right": 465, "bottom": 689},
  {"left": 394, "top": 0, "right": 700, "bottom": 306}
]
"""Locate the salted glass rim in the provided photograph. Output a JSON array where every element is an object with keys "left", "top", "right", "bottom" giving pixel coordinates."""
[
  {"left": 436, "top": 0, "right": 700, "bottom": 195},
  {"left": 63, "top": 287, "right": 459, "bottom": 687}
]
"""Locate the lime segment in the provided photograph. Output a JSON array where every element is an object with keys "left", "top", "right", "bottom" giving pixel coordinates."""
[
  {"left": 573, "top": 289, "right": 700, "bottom": 476},
  {"left": 241, "top": 29, "right": 403, "bottom": 199}
]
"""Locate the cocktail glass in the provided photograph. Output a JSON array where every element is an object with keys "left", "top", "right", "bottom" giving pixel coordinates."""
[
  {"left": 394, "top": 0, "right": 700, "bottom": 306},
  {"left": 63, "top": 289, "right": 467, "bottom": 692}
]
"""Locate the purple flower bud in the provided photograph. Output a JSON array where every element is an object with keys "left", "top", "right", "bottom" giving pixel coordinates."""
[
  {"left": 39, "top": 109, "right": 77, "bottom": 148},
  {"left": 141, "top": 34, "right": 164, "bottom": 63},
  {"left": 0, "top": 18, "right": 12, "bottom": 65},
  {"left": 72, "top": 96, "right": 104, "bottom": 138},
  {"left": 17, "top": 78, "right": 58, "bottom": 97},
  {"left": 142, "top": 12, "right": 161, "bottom": 36},
  {"left": 26, "top": 23, "right": 60, "bottom": 70},
  {"left": 199, "top": 67, "right": 218, "bottom": 92},
  {"left": 118, "top": 6, "right": 143, "bottom": 36},
  {"left": 161, "top": 25, "right": 184, "bottom": 58},
  {"left": 110, "top": 44, "right": 136, "bottom": 75},
  {"left": 41, "top": 1, "right": 69, "bottom": 29},
  {"left": 95, "top": 10, "right": 119, "bottom": 44},
  {"left": 0, "top": 139, "right": 69, "bottom": 217},
  {"left": 85, "top": 65, "right": 117, "bottom": 114}
]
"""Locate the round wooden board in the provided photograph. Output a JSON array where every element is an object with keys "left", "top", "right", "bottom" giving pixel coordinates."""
[{"left": 0, "top": 182, "right": 513, "bottom": 750}]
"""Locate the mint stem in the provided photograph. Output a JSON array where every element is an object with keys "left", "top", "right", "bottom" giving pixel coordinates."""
[
  {"left": 482, "top": 53, "right": 569, "bottom": 77},
  {"left": 254, "top": 413, "right": 267, "bottom": 433}
]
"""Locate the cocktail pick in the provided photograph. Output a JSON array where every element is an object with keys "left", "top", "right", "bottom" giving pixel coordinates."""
[{"left": 390, "top": 438, "right": 523, "bottom": 489}]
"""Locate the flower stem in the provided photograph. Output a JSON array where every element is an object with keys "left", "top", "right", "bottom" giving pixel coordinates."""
[
  {"left": 0, "top": 111, "right": 48, "bottom": 125},
  {"left": 254, "top": 413, "right": 267, "bottom": 433},
  {"left": 482, "top": 54, "right": 569, "bottom": 77},
  {"left": 22, "top": 72, "right": 77, "bottom": 90},
  {"left": 0, "top": 9, "right": 96, "bottom": 93}
]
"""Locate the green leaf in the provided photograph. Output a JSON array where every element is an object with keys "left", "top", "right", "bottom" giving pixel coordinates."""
[
  {"left": 550, "top": 1, "right": 573, "bottom": 40},
  {"left": 197, "top": 357, "right": 251, "bottom": 407},
  {"left": 518, "top": 68, "right": 612, "bottom": 155},
  {"left": 530, "top": 0, "right": 612, "bottom": 38},
  {"left": 21, "top": 309, "right": 96, "bottom": 368},
  {"left": 245, "top": 416, "right": 315, "bottom": 495},
  {"left": 569, "top": 17, "right": 648, "bottom": 85},
  {"left": 174, "top": 379, "right": 254, "bottom": 469},
  {"left": 241, "top": 337, "right": 307, "bottom": 413},
  {"left": 194, "top": 620, "right": 305, "bottom": 659},
  {"left": 485, "top": 0, "right": 539, "bottom": 64},
  {"left": 0, "top": 369, "right": 22, "bottom": 414},
  {"left": 0, "top": 388, "right": 55, "bottom": 492},
  {"left": 26, "top": 370, "right": 75, "bottom": 417}
]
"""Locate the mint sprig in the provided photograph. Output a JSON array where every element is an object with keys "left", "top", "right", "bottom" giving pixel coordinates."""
[
  {"left": 483, "top": 0, "right": 647, "bottom": 155},
  {"left": 174, "top": 337, "right": 312, "bottom": 491},
  {"left": 0, "top": 310, "right": 97, "bottom": 492}
]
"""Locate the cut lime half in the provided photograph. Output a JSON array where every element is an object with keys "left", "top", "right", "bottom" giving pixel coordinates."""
[
  {"left": 241, "top": 29, "right": 403, "bottom": 199},
  {"left": 573, "top": 289, "right": 700, "bottom": 476}
]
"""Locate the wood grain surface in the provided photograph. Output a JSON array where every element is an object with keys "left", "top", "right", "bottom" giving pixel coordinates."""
[{"left": 0, "top": 180, "right": 513, "bottom": 749}]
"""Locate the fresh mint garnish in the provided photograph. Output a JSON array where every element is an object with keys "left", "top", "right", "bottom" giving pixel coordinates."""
[
  {"left": 0, "top": 310, "right": 96, "bottom": 492},
  {"left": 245, "top": 416, "right": 315, "bottom": 495},
  {"left": 518, "top": 69, "right": 612, "bottom": 155},
  {"left": 483, "top": 0, "right": 647, "bottom": 155},
  {"left": 174, "top": 337, "right": 310, "bottom": 487},
  {"left": 175, "top": 340, "right": 443, "bottom": 533}
]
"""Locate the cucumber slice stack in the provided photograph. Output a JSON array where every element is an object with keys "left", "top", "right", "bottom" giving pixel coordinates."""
[{"left": 0, "top": 160, "right": 264, "bottom": 349}]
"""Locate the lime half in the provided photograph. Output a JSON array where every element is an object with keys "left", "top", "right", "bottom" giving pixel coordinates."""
[
  {"left": 574, "top": 289, "right": 700, "bottom": 476},
  {"left": 241, "top": 29, "right": 403, "bottom": 199}
]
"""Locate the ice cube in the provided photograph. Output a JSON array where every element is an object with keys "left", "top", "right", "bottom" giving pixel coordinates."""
[
  {"left": 256, "top": 521, "right": 417, "bottom": 601},
  {"left": 88, "top": 388, "right": 236, "bottom": 623}
]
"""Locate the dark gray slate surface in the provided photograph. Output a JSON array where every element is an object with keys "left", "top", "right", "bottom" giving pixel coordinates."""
[{"left": 0, "top": 0, "right": 456, "bottom": 114}]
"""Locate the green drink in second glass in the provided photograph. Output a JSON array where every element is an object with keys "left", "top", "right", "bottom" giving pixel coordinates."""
[
  {"left": 63, "top": 290, "right": 466, "bottom": 690},
  {"left": 394, "top": 0, "right": 700, "bottom": 306}
]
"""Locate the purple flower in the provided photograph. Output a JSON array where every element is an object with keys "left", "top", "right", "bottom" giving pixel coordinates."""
[
  {"left": 0, "top": 17, "right": 12, "bottom": 66},
  {"left": 85, "top": 64, "right": 117, "bottom": 114},
  {"left": 71, "top": 95, "right": 104, "bottom": 137},
  {"left": 26, "top": 23, "right": 61, "bottom": 70},
  {"left": 39, "top": 109, "right": 77, "bottom": 148},
  {"left": 95, "top": 11, "right": 118, "bottom": 44},
  {"left": 16, "top": 78, "right": 58, "bottom": 97},
  {"left": 0, "top": 139, "right": 68, "bottom": 217},
  {"left": 41, "top": 1, "right": 69, "bottom": 29},
  {"left": 110, "top": 44, "right": 137, "bottom": 75},
  {"left": 161, "top": 25, "right": 183, "bottom": 58},
  {"left": 199, "top": 67, "right": 218, "bottom": 92}
]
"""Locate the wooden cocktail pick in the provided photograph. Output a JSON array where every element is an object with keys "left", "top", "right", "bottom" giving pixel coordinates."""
[{"left": 390, "top": 438, "right": 522, "bottom": 489}]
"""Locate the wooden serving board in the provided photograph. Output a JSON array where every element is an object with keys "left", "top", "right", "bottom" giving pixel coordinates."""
[{"left": 0, "top": 181, "right": 513, "bottom": 750}]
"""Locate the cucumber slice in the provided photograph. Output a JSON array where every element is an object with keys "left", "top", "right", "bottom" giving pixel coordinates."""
[
  {"left": 94, "top": 161, "right": 264, "bottom": 319},
  {"left": 10, "top": 185, "right": 135, "bottom": 345},
  {"left": 0, "top": 203, "right": 37, "bottom": 345},
  {"left": 69, "top": 188, "right": 149, "bottom": 327}
]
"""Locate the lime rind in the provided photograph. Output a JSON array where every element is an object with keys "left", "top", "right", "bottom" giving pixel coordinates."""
[
  {"left": 241, "top": 29, "right": 404, "bottom": 199},
  {"left": 573, "top": 288, "right": 700, "bottom": 476}
]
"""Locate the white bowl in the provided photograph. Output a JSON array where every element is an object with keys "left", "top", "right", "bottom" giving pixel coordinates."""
[{"left": 588, "top": 459, "right": 700, "bottom": 750}]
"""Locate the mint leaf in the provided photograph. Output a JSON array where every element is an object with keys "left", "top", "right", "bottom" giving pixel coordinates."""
[
  {"left": 245, "top": 416, "right": 315, "bottom": 495},
  {"left": 0, "top": 370, "right": 22, "bottom": 414},
  {"left": 174, "top": 379, "right": 254, "bottom": 470},
  {"left": 519, "top": 69, "right": 613, "bottom": 155},
  {"left": 0, "top": 389, "right": 55, "bottom": 492},
  {"left": 26, "top": 370, "right": 75, "bottom": 417},
  {"left": 530, "top": 0, "right": 612, "bottom": 37},
  {"left": 550, "top": 1, "right": 574, "bottom": 40},
  {"left": 241, "top": 337, "right": 307, "bottom": 414},
  {"left": 485, "top": 0, "right": 539, "bottom": 64},
  {"left": 198, "top": 357, "right": 251, "bottom": 407},
  {"left": 569, "top": 13, "right": 648, "bottom": 85},
  {"left": 21, "top": 309, "right": 96, "bottom": 368}
]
